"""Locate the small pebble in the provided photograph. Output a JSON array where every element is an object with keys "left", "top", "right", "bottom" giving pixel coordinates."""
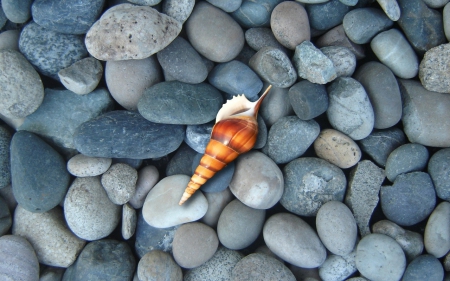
[
  {"left": 245, "top": 27, "right": 287, "bottom": 53},
  {"left": 231, "top": 253, "right": 296, "bottom": 281},
  {"left": 321, "top": 46, "right": 356, "bottom": 77},
  {"left": 343, "top": 8, "right": 394, "bottom": 44},
  {"left": 101, "top": 163, "right": 138, "bottom": 205},
  {"left": 67, "top": 154, "right": 112, "bottom": 177},
  {"left": 319, "top": 251, "right": 357, "bottom": 281},
  {"left": 385, "top": 143, "right": 429, "bottom": 182},
  {"left": 162, "top": 0, "right": 195, "bottom": 24},
  {"left": 231, "top": 0, "right": 280, "bottom": 28},
  {"left": 165, "top": 143, "right": 197, "bottom": 177},
  {"left": 403, "top": 255, "right": 444, "bottom": 281},
  {"left": 0, "top": 196, "right": 11, "bottom": 235},
  {"left": 288, "top": 80, "right": 328, "bottom": 120},
  {"left": 58, "top": 57, "right": 103, "bottom": 95},
  {"left": 0, "top": 235, "right": 39, "bottom": 281},
  {"left": 445, "top": 3, "right": 450, "bottom": 41},
  {"left": 424, "top": 201, "right": 450, "bottom": 258},
  {"left": 419, "top": 43, "right": 450, "bottom": 93},
  {"left": 2, "top": 0, "right": 32, "bottom": 23},
  {"left": 137, "top": 250, "right": 182, "bottom": 281},
  {"left": 0, "top": 29, "right": 20, "bottom": 51},
  {"left": 201, "top": 188, "right": 234, "bottom": 228},
  {"left": 306, "top": 0, "right": 351, "bottom": 31},
  {"left": 122, "top": 203, "right": 137, "bottom": 240},
  {"left": 185, "top": 122, "right": 213, "bottom": 153},
  {"left": 428, "top": 148, "right": 450, "bottom": 201},
  {"left": 191, "top": 153, "right": 235, "bottom": 193},
  {"left": 0, "top": 126, "right": 11, "bottom": 189},
  {"left": 39, "top": 266, "right": 64, "bottom": 281},
  {"left": 128, "top": 165, "right": 159, "bottom": 209},
  {"left": 315, "top": 24, "right": 366, "bottom": 59},
  {"left": 259, "top": 84, "right": 293, "bottom": 127}
]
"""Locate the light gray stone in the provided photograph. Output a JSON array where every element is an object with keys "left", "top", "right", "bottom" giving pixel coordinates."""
[
  {"left": 0, "top": 29, "right": 20, "bottom": 51},
  {"left": 319, "top": 251, "right": 357, "bottom": 281},
  {"left": 321, "top": 46, "right": 356, "bottom": 77},
  {"left": 231, "top": 253, "right": 296, "bottom": 281},
  {"left": 58, "top": 57, "right": 103, "bottom": 95},
  {"left": 424, "top": 201, "right": 450, "bottom": 258},
  {"left": 162, "top": 0, "right": 195, "bottom": 24},
  {"left": 0, "top": 235, "right": 39, "bottom": 281},
  {"left": 201, "top": 188, "right": 234, "bottom": 228},
  {"left": 419, "top": 43, "right": 450, "bottom": 93},
  {"left": 128, "top": 165, "right": 159, "bottom": 209},
  {"left": 137, "top": 250, "right": 182, "bottom": 281},
  {"left": 67, "top": 154, "right": 112, "bottom": 177},
  {"left": 376, "top": 0, "right": 401, "bottom": 21},
  {"left": 122, "top": 203, "right": 137, "bottom": 240},
  {"left": 445, "top": 3, "right": 450, "bottom": 41},
  {"left": 101, "top": 163, "right": 138, "bottom": 205}
]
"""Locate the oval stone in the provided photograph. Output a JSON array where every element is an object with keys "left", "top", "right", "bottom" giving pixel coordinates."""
[
  {"left": 419, "top": 43, "right": 450, "bottom": 94},
  {"left": 162, "top": 0, "right": 195, "bottom": 24},
  {"left": 129, "top": 165, "right": 159, "bottom": 209},
  {"left": 231, "top": 253, "right": 296, "bottom": 281},
  {"left": 0, "top": 126, "right": 11, "bottom": 189},
  {"left": 101, "top": 163, "right": 138, "bottom": 205},
  {"left": 201, "top": 188, "right": 234, "bottom": 228},
  {"left": 315, "top": 24, "right": 366, "bottom": 59},
  {"left": 343, "top": 8, "right": 393, "bottom": 44},
  {"left": 245, "top": 27, "right": 287, "bottom": 53},
  {"left": 288, "top": 81, "right": 328, "bottom": 121},
  {"left": 0, "top": 235, "right": 39, "bottom": 281},
  {"left": 306, "top": 0, "right": 351, "bottom": 31},
  {"left": 385, "top": 143, "right": 429, "bottom": 182},
  {"left": 424, "top": 201, "right": 450, "bottom": 258},
  {"left": 67, "top": 154, "right": 112, "bottom": 177},
  {"left": 321, "top": 46, "right": 356, "bottom": 77},
  {"left": 402, "top": 254, "right": 444, "bottom": 281},
  {"left": 2, "top": 0, "right": 32, "bottom": 23},
  {"left": 259, "top": 84, "right": 293, "bottom": 126},
  {"left": 137, "top": 250, "right": 182, "bottom": 281},
  {"left": 185, "top": 122, "right": 214, "bottom": 153},
  {"left": 428, "top": 148, "right": 450, "bottom": 201},
  {"left": 231, "top": 0, "right": 279, "bottom": 28}
]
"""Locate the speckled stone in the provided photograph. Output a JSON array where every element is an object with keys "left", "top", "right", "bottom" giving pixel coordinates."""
[
  {"left": 419, "top": 43, "right": 450, "bottom": 94},
  {"left": 288, "top": 81, "right": 328, "bottom": 121},
  {"left": 231, "top": 253, "right": 296, "bottom": 281},
  {"left": 385, "top": 143, "right": 429, "bottom": 182},
  {"left": 129, "top": 165, "right": 159, "bottom": 209},
  {"left": 259, "top": 84, "right": 293, "bottom": 126},
  {"left": 0, "top": 126, "right": 11, "bottom": 189},
  {"left": 428, "top": 148, "right": 450, "bottom": 201},
  {"left": 67, "top": 154, "right": 112, "bottom": 177},
  {"left": 306, "top": 0, "right": 351, "bottom": 31},
  {"left": 122, "top": 203, "right": 136, "bottom": 240},
  {"left": 58, "top": 57, "right": 103, "bottom": 95},
  {"left": 137, "top": 250, "right": 182, "bottom": 281},
  {"left": 101, "top": 163, "right": 137, "bottom": 205},
  {"left": 319, "top": 251, "right": 357, "bottom": 281},
  {"left": 424, "top": 201, "right": 450, "bottom": 258},
  {"left": 343, "top": 8, "right": 394, "bottom": 44},
  {"left": 321, "top": 46, "right": 356, "bottom": 77},
  {"left": 245, "top": 27, "right": 287, "bottom": 53},
  {"left": 315, "top": 24, "right": 366, "bottom": 59},
  {"left": 162, "top": 0, "right": 195, "bottom": 24},
  {"left": 0, "top": 235, "right": 39, "bottom": 281},
  {"left": 402, "top": 255, "right": 444, "bottom": 281}
]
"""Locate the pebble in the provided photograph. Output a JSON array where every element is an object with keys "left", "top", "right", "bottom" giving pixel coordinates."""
[
  {"left": 201, "top": 188, "right": 233, "bottom": 227},
  {"left": 66, "top": 239, "right": 136, "bottom": 281},
  {"left": 208, "top": 60, "right": 263, "bottom": 100},
  {"left": 184, "top": 122, "right": 213, "bottom": 153},
  {"left": 306, "top": 0, "right": 351, "bottom": 31},
  {"left": 293, "top": 41, "right": 337, "bottom": 84},
  {"left": 376, "top": 0, "right": 401, "bottom": 21},
  {"left": 142, "top": 175, "right": 208, "bottom": 228},
  {"left": 0, "top": 29, "right": 20, "bottom": 51},
  {"left": 67, "top": 154, "right": 112, "bottom": 177},
  {"left": 0, "top": 49, "right": 44, "bottom": 119},
  {"left": 423, "top": 0, "right": 450, "bottom": 8},
  {"left": 263, "top": 116, "right": 320, "bottom": 164},
  {"left": 353, "top": 61, "right": 402, "bottom": 129},
  {"left": 249, "top": 47, "right": 297, "bottom": 88},
  {"left": 0, "top": 126, "right": 11, "bottom": 188},
  {"left": 231, "top": 0, "right": 280, "bottom": 28},
  {"left": 402, "top": 254, "right": 444, "bottom": 281},
  {"left": 0, "top": 235, "right": 39, "bottom": 281},
  {"left": 172, "top": 222, "right": 219, "bottom": 268},
  {"left": 385, "top": 143, "right": 429, "bottom": 182},
  {"left": 73, "top": 110, "right": 185, "bottom": 159},
  {"left": 397, "top": 0, "right": 446, "bottom": 53},
  {"left": 345, "top": 160, "right": 385, "bottom": 236},
  {"left": 101, "top": 163, "right": 138, "bottom": 205},
  {"left": 229, "top": 151, "right": 283, "bottom": 209},
  {"left": 138, "top": 81, "right": 223, "bottom": 125},
  {"left": 245, "top": 27, "right": 287, "bottom": 53},
  {"left": 343, "top": 8, "right": 393, "bottom": 44},
  {"left": 157, "top": 36, "right": 208, "bottom": 84},
  {"left": 13, "top": 206, "right": 86, "bottom": 267},
  {"left": 217, "top": 199, "right": 266, "bottom": 250},
  {"left": 315, "top": 24, "right": 366, "bottom": 59},
  {"left": 129, "top": 165, "right": 159, "bottom": 209},
  {"left": 122, "top": 203, "right": 136, "bottom": 240},
  {"left": 398, "top": 79, "right": 450, "bottom": 147},
  {"left": 316, "top": 201, "right": 357, "bottom": 256},
  {"left": 263, "top": 213, "right": 327, "bottom": 268},
  {"left": 105, "top": 56, "right": 162, "bottom": 111},
  {"left": 58, "top": 57, "right": 103, "bottom": 95},
  {"left": 184, "top": 248, "right": 243, "bottom": 281},
  {"left": 358, "top": 128, "right": 406, "bottom": 167},
  {"left": 162, "top": 0, "right": 195, "bottom": 24},
  {"left": 372, "top": 220, "right": 424, "bottom": 261},
  {"left": 19, "top": 21, "right": 87, "bottom": 80},
  {"left": 288, "top": 81, "right": 328, "bottom": 121},
  {"left": 0, "top": 196, "right": 11, "bottom": 235},
  {"left": 419, "top": 43, "right": 450, "bottom": 93},
  {"left": 191, "top": 153, "right": 235, "bottom": 193},
  {"left": 64, "top": 176, "right": 121, "bottom": 241},
  {"left": 321, "top": 46, "right": 356, "bottom": 77},
  {"left": 86, "top": 4, "right": 181, "bottom": 61},
  {"left": 424, "top": 201, "right": 450, "bottom": 258},
  {"left": 319, "top": 251, "right": 357, "bottom": 281},
  {"left": 38, "top": 266, "right": 64, "bottom": 281},
  {"left": 381, "top": 172, "right": 436, "bottom": 226},
  {"left": 355, "top": 233, "right": 406, "bottom": 281},
  {"left": 2, "top": 0, "right": 32, "bottom": 23},
  {"left": 428, "top": 148, "right": 450, "bottom": 201},
  {"left": 137, "top": 250, "right": 182, "bottom": 281},
  {"left": 10, "top": 131, "right": 70, "bottom": 213},
  {"left": 206, "top": 0, "right": 241, "bottom": 12},
  {"left": 231, "top": 253, "right": 296, "bottom": 281},
  {"left": 186, "top": 1, "right": 244, "bottom": 63},
  {"left": 270, "top": 1, "right": 310, "bottom": 49},
  {"left": 0, "top": 185, "right": 16, "bottom": 212},
  {"left": 281, "top": 157, "right": 346, "bottom": 216},
  {"left": 314, "top": 129, "right": 362, "bottom": 169},
  {"left": 445, "top": 3, "right": 450, "bottom": 41},
  {"left": 165, "top": 143, "right": 197, "bottom": 177},
  {"left": 235, "top": 45, "right": 259, "bottom": 68},
  {"left": 259, "top": 84, "right": 293, "bottom": 126},
  {"left": 370, "top": 29, "right": 419, "bottom": 79},
  {"left": 326, "top": 77, "right": 375, "bottom": 140},
  {"left": 19, "top": 88, "right": 114, "bottom": 152}
]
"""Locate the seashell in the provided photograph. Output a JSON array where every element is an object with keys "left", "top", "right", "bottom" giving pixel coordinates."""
[{"left": 179, "top": 85, "right": 273, "bottom": 205}]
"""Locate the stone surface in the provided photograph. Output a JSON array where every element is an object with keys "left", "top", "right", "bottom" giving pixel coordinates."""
[
  {"left": 0, "top": 29, "right": 20, "bottom": 51},
  {"left": 0, "top": 126, "right": 11, "bottom": 189},
  {"left": 67, "top": 154, "right": 112, "bottom": 177},
  {"left": 319, "top": 251, "right": 357, "bottom": 281},
  {"left": 229, "top": 151, "right": 284, "bottom": 209},
  {"left": 306, "top": 0, "right": 351, "bottom": 31},
  {"left": 186, "top": 1, "right": 244, "bottom": 62},
  {"left": 165, "top": 143, "right": 197, "bottom": 177},
  {"left": 428, "top": 148, "right": 450, "bottom": 201},
  {"left": 376, "top": 0, "right": 401, "bottom": 21},
  {"left": 0, "top": 196, "right": 11, "bottom": 235},
  {"left": 424, "top": 201, "right": 450, "bottom": 258},
  {"left": 231, "top": 0, "right": 280, "bottom": 28},
  {"left": 231, "top": 253, "right": 296, "bottom": 281},
  {"left": 259, "top": 84, "right": 293, "bottom": 126},
  {"left": 385, "top": 143, "right": 429, "bottom": 182},
  {"left": 343, "top": 8, "right": 393, "bottom": 44},
  {"left": 162, "top": 0, "right": 195, "bottom": 24},
  {"left": 201, "top": 188, "right": 234, "bottom": 228},
  {"left": 13, "top": 206, "right": 86, "bottom": 267},
  {"left": 281, "top": 157, "right": 347, "bottom": 216},
  {"left": 19, "top": 21, "right": 87, "bottom": 79},
  {"left": 122, "top": 203, "right": 136, "bottom": 240},
  {"left": 0, "top": 235, "right": 39, "bottom": 281},
  {"left": 2, "top": 0, "right": 33, "bottom": 23},
  {"left": 129, "top": 165, "right": 159, "bottom": 209},
  {"left": 101, "top": 163, "right": 137, "bottom": 205},
  {"left": 142, "top": 175, "right": 208, "bottom": 228},
  {"left": 345, "top": 160, "right": 385, "bottom": 236},
  {"left": 191, "top": 153, "right": 235, "bottom": 193},
  {"left": 0, "top": 49, "right": 44, "bottom": 119},
  {"left": 138, "top": 81, "right": 223, "bottom": 125},
  {"left": 137, "top": 250, "right": 182, "bottom": 281},
  {"left": 185, "top": 122, "right": 213, "bottom": 153},
  {"left": 10, "top": 131, "right": 70, "bottom": 213},
  {"left": 321, "top": 45, "right": 356, "bottom": 77},
  {"left": 85, "top": 4, "right": 181, "bottom": 60},
  {"left": 64, "top": 176, "right": 121, "bottom": 241},
  {"left": 58, "top": 57, "right": 103, "bottom": 95},
  {"left": 419, "top": 43, "right": 450, "bottom": 93},
  {"left": 206, "top": 0, "right": 242, "bottom": 12},
  {"left": 245, "top": 27, "right": 287, "bottom": 53},
  {"left": 315, "top": 24, "right": 366, "bottom": 59},
  {"left": 288, "top": 80, "right": 328, "bottom": 120},
  {"left": 402, "top": 255, "right": 444, "bottom": 281},
  {"left": 74, "top": 110, "right": 185, "bottom": 159}
]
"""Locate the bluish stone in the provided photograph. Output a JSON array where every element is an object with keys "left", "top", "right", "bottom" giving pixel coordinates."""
[
  {"left": 31, "top": 0, "right": 104, "bottom": 35},
  {"left": 0, "top": 5, "right": 6, "bottom": 29},
  {"left": 381, "top": 172, "right": 436, "bottom": 226},
  {"left": 137, "top": 81, "right": 223, "bottom": 125},
  {"left": 73, "top": 110, "right": 185, "bottom": 159},
  {"left": 206, "top": 0, "right": 242, "bottom": 12},
  {"left": 428, "top": 148, "right": 450, "bottom": 201},
  {"left": 19, "top": 22, "right": 88, "bottom": 79},
  {"left": 385, "top": 144, "right": 429, "bottom": 182},
  {"left": 0, "top": 126, "right": 11, "bottom": 188},
  {"left": 306, "top": 0, "right": 351, "bottom": 31},
  {"left": 288, "top": 80, "right": 328, "bottom": 120},
  {"left": 231, "top": 0, "right": 281, "bottom": 28},
  {"left": 254, "top": 114, "right": 267, "bottom": 149},
  {"left": 111, "top": 158, "right": 142, "bottom": 169},
  {"left": 166, "top": 143, "right": 198, "bottom": 177},
  {"left": 191, "top": 153, "right": 235, "bottom": 193},
  {"left": 0, "top": 196, "right": 11, "bottom": 236},
  {"left": 343, "top": 8, "right": 394, "bottom": 44},
  {"left": 208, "top": 60, "right": 263, "bottom": 101},
  {"left": 1, "top": 0, "right": 33, "bottom": 23},
  {"left": 10, "top": 131, "right": 70, "bottom": 213},
  {"left": 402, "top": 255, "right": 444, "bottom": 281},
  {"left": 185, "top": 122, "right": 214, "bottom": 154}
]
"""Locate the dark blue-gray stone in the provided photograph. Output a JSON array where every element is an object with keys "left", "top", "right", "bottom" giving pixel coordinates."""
[
  {"left": 0, "top": 196, "right": 11, "bottom": 236},
  {"left": 288, "top": 80, "right": 328, "bottom": 120},
  {"left": 358, "top": 128, "right": 406, "bottom": 167},
  {"left": 0, "top": 126, "right": 11, "bottom": 188},
  {"left": 263, "top": 116, "right": 320, "bottom": 164},
  {"left": 402, "top": 255, "right": 444, "bottom": 281},
  {"left": 385, "top": 143, "right": 429, "bottom": 182},
  {"left": 135, "top": 210, "right": 178, "bottom": 258},
  {"left": 208, "top": 60, "right": 263, "bottom": 100},
  {"left": 206, "top": 0, "right": 241, "bottom": 12},
  {"left": 18, "top": 21, "right": 88, "bottom": 79},
  {"left": 10, "top": 131, "right": 70, "bottom": 213},
  {"left": 73, "top": 110, "right": 185, "bottom": 159},
  {"left": 306, "top": 0, "right": 351, "bottom": 31},
  {"left": 1, "top": 0, "right": 32, "bottom": 23},
  {"left": 19, "top": 88, "right": 114, "bottom": 153},
  {"left": 191, "top": 153, "right": 235, "bottom": 193},
  {"left": 66, "top": 239, "right": 135, "bottom": 281},
  {"left": 397, "top": 0, "right": 446, "bottom": 53},
  {"left": 31, "top": 0, "right": 104, "bottom": 35},
  {"left": 254, "top": 114, "right": 267, "bottom": 149},
  {"left": 166, "top": 143, "right": 198, "bottom": 177},
  {"left": 185, "top": 122, "right": 214, "bottom": 153},
  {"left": 111, "top": 158, "right": 142, "bottom": 170},
  {"left": 231, "top": 0, "right": 281, "bottom": 28},
  {"left": 381, "top": 172, "right": 436, "bottom": 226},
  {"left": 137, "top": 81, "right": 223, "bottom": 125},
  {"left": 281, "top": 157, "right": 347, "bottom": 216},
  {"left": 0, "top": 4, "right": 6, "bottom": 29},
  {"left": 245, "top": 27, "right": 288, "bottom": 53},
  {"left": 428, "top": 148, "right": 450, "bottom": 201}
]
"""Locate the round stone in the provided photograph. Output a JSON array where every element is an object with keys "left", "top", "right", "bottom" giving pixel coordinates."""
[
  {"left": 67, "top": 154, "right": 112, "bottom": 177},
  {"left": 343, "top": 8, "right": 394, "bottom": 44},
  {"left": 185, "top": 122, "right": 213, "bottom": 153},
  {"left": 319, "top": 252, "right": 358, "bottom": 281},
  {"left": 0, "top": 235, "right": 39, "bottom": 281},
  {"left": 377, "top": 0, "right": 401, "bottom": 21},
  {"left": 128, "top": 165, "right": 159, "bottom": 209},
  {"left": 162, "top": 0, "right": 195, "bottom": 24},
  {"left": 424, "top": 201, "right": 450, "bottom": 258},
  {"left": 289, "top": 80, "right": 328, "bottom": 121},
  {"left": 306, "top": 0, "right": 351, "bottom": 31},
  {"left": 101, "top": 163, "right": 138, "bottom": 205},
  {"left": 2, "top": 0, "right": 32, "bottom": 23},
  {"left": 122, "top": 203, "right": 136, "bottom": 240},
  {"left": 385, "top": 143, "right": 429, "bottom": 182},
  {"left": 201, "top": 188, "right": 234, "bottom": 228},
  {"left": 445, "top": 3, "right": 450, "bottom": 41},
  {"left": 231, "top": 253, "right": 296, "bottom": 281},
  {"left": 403, "top": 254, "right": 444, "bottom": 281},
  {"left": 58, "top": 57, "right": 103, "bottom": 95},
  {"left": 419, "top": 43, "right": 450, "bottom": 93},
  {"left": 259, "top": 84, "right": 293, "bottom": 127},
  {"left": 0, "top": 29, "right": 20, "bottom": 51},
  {"left": 165, "top": 143, "right": 197, "bottom": 177},
  {"left": 428, "top": 148, "right": 450, "bottom": 201},
  {"left": 137, "top": 250, "right": 182, "bottom": 281},
  {"left": 315, "top": 24, "right": 366, "bottom": 59},
  {"left": 191, "top": 153, "right": 235, "bottom": 193},
  {"left": 321, "top": 46, "right": 356, "bottom": 77},
  {"left": 245, "top": 27, "right": 287, "bottom": 53}
]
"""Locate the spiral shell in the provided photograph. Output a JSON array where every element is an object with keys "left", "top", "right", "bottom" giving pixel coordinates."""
[{"left": 179, "top": 85, "right": 272, "bottom": 205}]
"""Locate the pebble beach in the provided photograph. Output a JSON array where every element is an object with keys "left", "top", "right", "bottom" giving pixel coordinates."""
[{"left": 1, "top": 0, "right": 450, "bottom": 280}]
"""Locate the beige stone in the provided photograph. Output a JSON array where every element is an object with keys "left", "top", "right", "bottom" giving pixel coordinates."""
[{"left": 67, "top": 154, "right": 112, "bottom": 177}]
